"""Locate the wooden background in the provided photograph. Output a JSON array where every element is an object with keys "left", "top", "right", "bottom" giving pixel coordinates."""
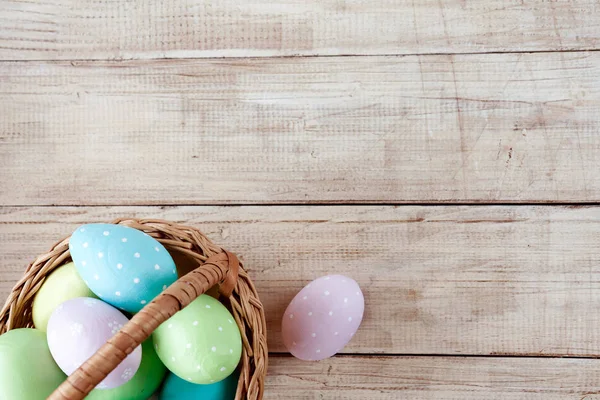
[{"left": 1, "top": 0, "right": 600, "bottom": 398}]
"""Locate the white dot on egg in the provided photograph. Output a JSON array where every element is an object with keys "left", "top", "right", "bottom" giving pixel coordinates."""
[
  {"left": 196, "top": 365, "right": 201, "bottom": 370},
  {"left": 228, "top": 319, "right": 233, "bottom": 324},
  {"left": 229, "top": 349, "right": 233, "bottom": 353},
  {"left": 103, "top": 231, "right": 109, "bottom": 236},
  {"left": 154, "top": 264, "right": 160, "bottom": 270},
  {"left": 210, "top": 379, "right": 215, "bottom": 383},
  {"left": 93, "top": 274, "right": 99, "bottom": 280},
  {"left": 193, "top": 321, "right": 198, "bottom": 326},
  {"left": 115, "top": 291, "right": 121, "bottom": 296},
  {"left": 344, "top": 298, "right": 348, "bottom": 303},
  {"left": 292, "top": 341, "right": 297, "bottom": 346},
  {"left": 356, "top": 291, "right": 360, "bottom": 296},
  {"left": 324, "top": 277, "right": 330, "bottom": 280},
  {"left": 334, "top": 332, "right": 339, "bottom": 336},
  {"left": 329, "top": 311, "right": 333, "bottom": 316},
  {"left": 134, "top": 252, "right": 140, "bottom": 258},
  {"left": 302, "top": 296, "right": 307, "bottom": 300},
  {"left": 117, "top": 263, "right": 123, "bottom": 269},
  {"left": 316, "top": 349, "right": 321, "bottom": 353},
  {"left": 133, "top": 278, "right": 140, "bottom": 284},
  {"left": 141, "top": 300, "right": 147, "bottom": 304},
  {"left": 289, "top": 314, "right": 294, "bottom": 319},
  {"left": 311, "top": 333, "right": 317, "bottom": 337},
  {"left": 163, "top": 285, "right": 167, "bottom": 290},
  {"left": 308, "top": 312, "right": 313, "bottom": 316},
  {"left": 211, "top": 346, "right": 217, "bottom": 352},
  {"left": 324, "top": 291, "right": 330, "bottom": 296},
  {"left": 348, "top": 317, "right": 353, "bottom": 322},
  {"left": 168, "top": 324, "right": 173, "bottom": 328},
  {"left": 121, "top": 238, "right": 127, "bottom": 243},
  {"left": 81, "top": 261, "right": 87, "bottom": 266},
  {"left": 205, "top": 305, "right": 211, "bottom": 309},
  {"left": 172, "top": 269, "right": 176, "bottom": 274},
  {"left": 155, "top": 246, "right": 160, "bottom": 252},
  {"left": 220, "top": 367, "right": 226, "bottom": 372},
  {"left": 82, "top": 242, "right": 88, "bottom": 248},
  {"left": 80, "top": 228, "right": 85, "bottom": 232},
  {"left": 186, "top": 343, "right": 191, "bottom": 349},
  {"left": 171, "top": 357, "right": 176, "bottom": 362},
  {"left": 218, "top": 326, "right": 223, "bottom": 331},
  {"left": 97, "top": 252, "right": 104, "bottom": 258}
]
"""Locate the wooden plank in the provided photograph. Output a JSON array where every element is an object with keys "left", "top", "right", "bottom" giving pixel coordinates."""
[
  {"left": 1, "top": 52, "right": 600, "bottom": 205},
  {"left": 265, "top": 355, "right": 600, "bottom": 399},
  {"left": 2, "top": 205, "right": 600, "bottom": 356},
  {"left": 0, "top": 0, "right": 599, "bottom": 60}
]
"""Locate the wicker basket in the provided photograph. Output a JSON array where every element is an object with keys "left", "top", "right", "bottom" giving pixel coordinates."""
[{"left": 0, "top": 218, "right": 268, "bottom": 400}]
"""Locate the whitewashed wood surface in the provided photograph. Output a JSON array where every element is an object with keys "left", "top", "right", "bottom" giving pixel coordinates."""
[
  {"left": 264, "top": 356, "right": 600, "bottom": 399},
  {"left": 1, "top": 52, "right": 599, "bottom": 204},
  {"left": 1, "top": 0, "right": 599, "bottom": 60},
  {"left": 3, "top": 205, "right": 600, "bottom": 357},
  {"left": 1, "top": 0, "right": 600, "bottom": 397}
]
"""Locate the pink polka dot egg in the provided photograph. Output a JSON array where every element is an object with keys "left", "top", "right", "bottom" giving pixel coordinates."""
[
  {"left": 47, "top": 297, "right": 142, "bottom": 389},
  {"left": 282, "top": 275, "right": 364, "bottom": 361}
]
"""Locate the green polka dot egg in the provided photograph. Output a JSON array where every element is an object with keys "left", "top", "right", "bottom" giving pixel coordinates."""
[{"left": 153, "top": 294, "right": 242, "bottom": 384}]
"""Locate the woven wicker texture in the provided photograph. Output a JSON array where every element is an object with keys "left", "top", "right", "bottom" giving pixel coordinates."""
[{"left": 0, "top": 218, "right": 268, "bottom": 400}]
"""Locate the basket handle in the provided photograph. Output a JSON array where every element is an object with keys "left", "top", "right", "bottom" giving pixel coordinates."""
[{"left": 47, "top": 250, "right": 240, "bottom": 400}]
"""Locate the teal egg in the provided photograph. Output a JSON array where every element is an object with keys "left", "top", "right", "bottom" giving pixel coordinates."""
[
  {"left": 69, "top": 223, "right": 177, "bottom": 313},
  {"left": 86, "top": 339, "right": 167, "bottom": 400},
  {"left": 160, "top": 370, "right": 239, "bottom": 400}
]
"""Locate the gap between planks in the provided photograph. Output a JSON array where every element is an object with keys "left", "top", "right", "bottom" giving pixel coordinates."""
[
  {"left": 271, "top": 352, "right": 600, "bottom": 360},
  {"left": 5, "top": 203, "right": 600, "bottom": 208},
  {"left": 1, "top": 47, "right": 600, "bottom": 64}
]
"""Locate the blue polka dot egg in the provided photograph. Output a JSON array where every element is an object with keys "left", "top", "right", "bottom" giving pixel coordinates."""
[{"left": 69, "top": 224, "right": 178, "bottom": 313}]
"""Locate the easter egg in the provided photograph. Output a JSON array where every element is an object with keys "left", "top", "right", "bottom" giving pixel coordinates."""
[
  {"left": 0, "top": 328, "right": 66, "bottom": 399},
  {"left": 160, "top": 370, "right": 239, "bottom": 400},
  {"left": 153, "top": 295, "right": 242, "bottom": 384},
  {"left": 32, "top": 262, "right": 97, "bottom": 332},
  {"left": 282, "top": 275, "right": 364, "bottom": 361},
  {"left": 86, "top": 339, "right": 166, "bottom": 400},
  {"left": 69, "top": 223, "right": 178, "bottom": 313},
  {"left": 47, "top": 297, "right": 142, "bottom": 389}
]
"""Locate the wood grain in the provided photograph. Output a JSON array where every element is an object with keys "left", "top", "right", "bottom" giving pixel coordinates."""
[
  {"left": 3, "top": 205, "right": 600, "bottom": 356},
  {"left": 265, "top": 355, "right": 600, "bottom": 399},
  {"left": 0, "top": 0, "right": 599, "bottom": 60},
  {"left": 1, "top": 52, "right": 600, "bottom": 205}
]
